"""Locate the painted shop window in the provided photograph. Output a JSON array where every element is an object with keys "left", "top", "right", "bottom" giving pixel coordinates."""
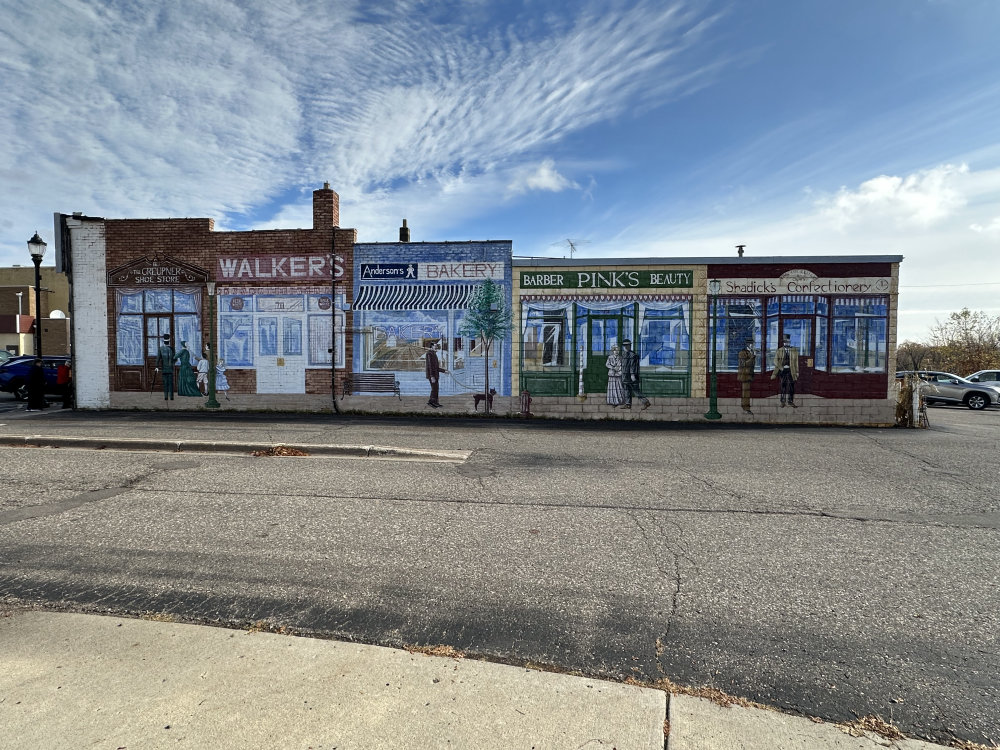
[
  {"left": 221, "top": 315, "right": 254, "bottom": 367},
  {"left": 829, "top": 297, "right": 888, "bottom": 372},
  {"left": 362, "top": 311, "right": 448, "bottom": 372},
  {"left": 115, "top": 288, "right": 201, "bottom": 366},
  {"left": 258, "top": 317, "right": 278, "bottom": 356},
  {"left": 720, "top": 294, "right": 887, "bottom": 373},
  {"left": 715, "top": 298, "right": 762, "bottom": 372},
  {"left": 521, "top": 303, "right": 573, "bottom": 372},
  {"left": 283, "top": 318, "right": 303, "bottom": 356},
  {"left": 308, "top": 315, "right": 333, "bottom": 366},
  {"left": 639, "top": 301, "right": 690, "bottom": 370}
]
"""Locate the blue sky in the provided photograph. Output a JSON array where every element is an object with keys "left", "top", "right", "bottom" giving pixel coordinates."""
[{"left": 2, "top": 0, "right": 998, "bottom": 343}]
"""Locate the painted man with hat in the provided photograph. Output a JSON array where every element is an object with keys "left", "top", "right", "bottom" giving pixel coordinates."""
[
  {"left": 770, "top": 333, "right": 799, "bottom": 407},
  {"left": 620, "top": 338, "right": 651, "bottom": 411}
]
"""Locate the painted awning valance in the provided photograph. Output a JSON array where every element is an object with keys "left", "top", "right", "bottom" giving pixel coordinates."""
[
  {"left": 521, "top": 293, "right": 690, "bottom": 302},
  {"left": 354, "top": 283, "right": 480, "bottom": 311}
]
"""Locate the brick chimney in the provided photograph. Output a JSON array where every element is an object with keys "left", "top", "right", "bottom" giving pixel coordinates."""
[{"left": 313, "top": 182, "right": 340, "bottom": 228}]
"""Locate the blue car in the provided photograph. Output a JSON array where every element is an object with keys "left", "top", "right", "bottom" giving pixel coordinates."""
[{"left": 0, "top": 355, "right": 70, "bottom": 400}]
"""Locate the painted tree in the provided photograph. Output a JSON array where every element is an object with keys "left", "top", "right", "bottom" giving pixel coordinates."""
[{"left": 458, "top": 278, "right": 512, "bottom": 414}]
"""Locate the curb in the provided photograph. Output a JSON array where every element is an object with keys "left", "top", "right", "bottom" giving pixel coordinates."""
[{"left": 0, "top": 434, "right": 470, "bottom": 462}]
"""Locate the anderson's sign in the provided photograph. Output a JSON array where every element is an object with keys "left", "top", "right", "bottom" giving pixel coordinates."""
[{"left": 520, "top": 270, "right": 693, "bottom": 290}]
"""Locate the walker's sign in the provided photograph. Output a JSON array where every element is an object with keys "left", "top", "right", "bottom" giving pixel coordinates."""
[
  {"left": 716, "top": 269, "right": 893, "bottom": 296},
  {"left": 520, "top": 270, "right": 694, "bottom": 289},
  {"left": 217, "top": 254, "right": 345, "bottom": 281}
]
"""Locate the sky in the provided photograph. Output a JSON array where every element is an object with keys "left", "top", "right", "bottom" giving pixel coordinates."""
[{"left": 2, "top": 0, "right": 998, "bottom": 343}]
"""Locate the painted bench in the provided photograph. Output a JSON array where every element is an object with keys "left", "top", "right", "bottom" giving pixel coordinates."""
[{"left": 343, "top": 372, "right": 401, "bottom": 400}]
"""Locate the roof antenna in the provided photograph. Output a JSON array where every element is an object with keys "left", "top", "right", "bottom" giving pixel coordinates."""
[
  {"left": 736, "top": 244, "right": 746, "bottom": 258},
  {"left": 550, "top": 239, "right": 591, "bottom": 258}
]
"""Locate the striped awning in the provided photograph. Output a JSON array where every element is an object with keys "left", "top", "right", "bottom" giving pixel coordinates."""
[{"left": 354, "top": 283, "right": 480, "bottom": 311}]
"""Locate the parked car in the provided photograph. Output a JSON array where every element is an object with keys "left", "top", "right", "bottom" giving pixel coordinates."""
[
  {"left": 965, "top": 369, "right": 1000, "bottom": 388},
  {"left": 0, "top": 355, "right": 71, "bottom": 400},
  {"left": 895, "top": 370, "right": 1000, "bottom": 410}
]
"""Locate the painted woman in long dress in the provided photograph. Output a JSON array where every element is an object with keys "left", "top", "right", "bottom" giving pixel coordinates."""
[
  {"left": 606, "top": 344, "right": 627, "bottom": 407},
  {"left": 175, "top": 342, "right": 201, "bottom": 396}
]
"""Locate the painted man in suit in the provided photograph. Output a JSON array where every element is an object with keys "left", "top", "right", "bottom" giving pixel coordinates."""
[
  {"left": 157, "top": 334, "right": 176, "bottom": 401},
  {"left": 425, "top": 341, "right": 447, "bottom": 408},
  {"left": 770, "top": 334, "right": 799, "bottom": 408},
  {"left": 620, "top": 339, "right": 651, "bottom": 410},
  {"left": 736, "top": 338, "right": 756, "bottom": 413}
]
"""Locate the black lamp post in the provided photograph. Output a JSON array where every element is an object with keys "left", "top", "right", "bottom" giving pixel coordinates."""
[
  {"left": 205, "top": 281, "right": 220, "bottom": 409},
  {"left": 27, "top": 232, "right": 47, "bottom": 357},
  {"left": 704, "top": 278, "right": 722, "bottom": 420}
]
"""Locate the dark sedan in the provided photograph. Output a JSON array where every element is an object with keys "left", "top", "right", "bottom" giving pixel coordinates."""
[{"left": 0, "top": 356, "right": 71, "bottom": 400}]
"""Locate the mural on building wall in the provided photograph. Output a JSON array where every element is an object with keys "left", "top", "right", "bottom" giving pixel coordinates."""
[
  {"left": 108, "top": 256, "right": 209, "bottom": 394},
  {"left": 352, "top": 242, "right": 513, "bottom": 400},
  {"left": 519, "top": 287, "right": 695, "bottom": 399},
  {"left": 708, "top": 269, "right": 895, "bottom": 405},
  {"left": 217, "top": 285, "right": 343, "bottom": 394}
]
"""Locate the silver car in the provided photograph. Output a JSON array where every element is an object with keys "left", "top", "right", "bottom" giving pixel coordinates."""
[
  {"left": 965, "top": 369, "right": 1000, "bottom": 388},
  {"left": 896, "top": 370, "right": 1000, "bottom": 410}
]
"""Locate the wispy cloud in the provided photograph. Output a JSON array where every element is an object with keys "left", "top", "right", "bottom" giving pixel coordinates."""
[{"left": 0, "top": 0, "right": 726, "bottom": 262}]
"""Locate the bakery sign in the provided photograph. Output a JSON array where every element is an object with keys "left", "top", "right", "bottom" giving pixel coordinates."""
[
  {"left": 108, "top": 256, "right": 209, "bottom": 286},
  {"left": 715, "top": 269, "right": 893, "bottom": 295}
]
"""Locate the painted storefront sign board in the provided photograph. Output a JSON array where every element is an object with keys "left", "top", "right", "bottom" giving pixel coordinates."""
[
  {"left": 108, "top": 256, "right": 209, "bottom": 286},
  {"left": 716, "top": 270, "right": 893, "bottom": 295},
  {"left": 362, "top": 262, "right": 506, "bottom": 281},
  {"left": 520, "top": 270, "right": 694, "bottom": 289},
  {"left": 216, "top": 254, "right": 346, "bottom": 281}
]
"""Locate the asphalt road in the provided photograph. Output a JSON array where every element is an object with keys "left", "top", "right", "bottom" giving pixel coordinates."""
[{"left": 0, "top": 401, "right": 997, "bottom": 746}]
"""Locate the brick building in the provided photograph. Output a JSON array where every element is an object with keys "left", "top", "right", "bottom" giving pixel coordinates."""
[{"left": 61, "top": 184, "right": 354, "bottom": 410}]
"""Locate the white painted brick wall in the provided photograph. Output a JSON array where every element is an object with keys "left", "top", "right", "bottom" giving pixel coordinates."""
[{"left": 67, "top": 218, "right": 111, "bottom": 408}]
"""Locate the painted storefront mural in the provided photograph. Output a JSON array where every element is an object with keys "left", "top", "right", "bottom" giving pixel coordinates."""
[
  {"left": 517, "top": 267, "right": 695, "bottom": 401},
  {"left": 352, "top": 243, "right": 513, "bottom": 400},
  {"left": 107, "top": 253, "right": 348, "bottom": 398},
  {"left": 708, "top": 269, "right": 893, "bottom": 403}
]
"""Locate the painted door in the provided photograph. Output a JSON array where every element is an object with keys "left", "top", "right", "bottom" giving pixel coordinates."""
[
  {"left": 583, "top": 315, "right": 623, "bottom": 393},
  {"left": 146, "top": 315, "right": 173, "bottom": 389},
  {"left": 256, "top": 314, "right": 306, "bottom": 393}
]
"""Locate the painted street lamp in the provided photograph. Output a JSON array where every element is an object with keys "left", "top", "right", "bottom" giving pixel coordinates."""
[
  {"left": 205, "top": 281, "right": 220, "bottom": 409},
  {"left": 27, "top": 232, "right": 47, "bottom": 357},
  {"left": 704, "top": 277, "right": 722, "bottom": 420}
]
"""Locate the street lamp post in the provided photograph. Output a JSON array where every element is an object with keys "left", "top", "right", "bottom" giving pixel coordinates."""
[
  {"left": 205, "top": 281, "right": 220, "bottom": 409},
  {"left": 16, "top": 292, "right": 23, "bottom": 316},
  {"left": 27, "top": 233, "right": 47, "bottom": 357},
  {"left": 704, "top": 278, "right": 722, "bottom": 420}
]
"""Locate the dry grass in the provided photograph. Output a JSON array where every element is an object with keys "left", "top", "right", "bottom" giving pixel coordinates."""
[
  {"left": 626, "top": 674, "right": 771, "bottom": 711},
  {"left": 250, "top": 445, "right": 310, "bottom": 457},
  {"left": 405, "top": 644, "right": 465, "bottom": 659},
  {"left": 839, "top": 715, "right": 905, "bottom": 740}
]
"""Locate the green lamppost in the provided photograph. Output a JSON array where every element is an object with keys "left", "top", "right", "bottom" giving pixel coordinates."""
[
  {"left": 205, "top": 281, "right": 220, "bottom": 409},
  {"left": 27, "top": 232, "right": 47, "bottom": 356},
  {"left": 704, "top": 278, "right": 722, "bottom": 420}
]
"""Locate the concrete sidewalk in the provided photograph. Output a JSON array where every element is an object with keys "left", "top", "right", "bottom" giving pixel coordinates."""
[{"left": 0, "top": 612, "right": 948, "bottom": 750}]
